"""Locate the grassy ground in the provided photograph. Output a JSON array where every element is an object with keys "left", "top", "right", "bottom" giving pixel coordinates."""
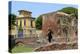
[{"left": 12, "top": 45, "right": 33, "bottom": 53}]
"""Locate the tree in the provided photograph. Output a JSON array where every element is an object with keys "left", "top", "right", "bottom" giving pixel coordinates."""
[
  {"left": 58, "top": 7, "right": 78, "bottom": 18},
  {"left": 9, "top": 14, "right": 16, "bottom": 29},
  {"left": 35, "top": 15, "right": 42, "bottom": 30}
]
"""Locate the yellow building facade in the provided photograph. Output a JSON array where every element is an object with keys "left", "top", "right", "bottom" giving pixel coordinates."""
[{"left": 15, "top": 10, "right": 36, "bottom": 38}]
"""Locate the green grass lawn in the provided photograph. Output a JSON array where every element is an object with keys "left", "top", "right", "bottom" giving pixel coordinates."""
[{"left": 12, "top": 45, "right": 33, "bottom": 53}]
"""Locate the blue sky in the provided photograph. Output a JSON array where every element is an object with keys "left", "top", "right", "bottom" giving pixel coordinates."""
[{"left": 11, "top": 1, "right": 78, "bottom": 17}]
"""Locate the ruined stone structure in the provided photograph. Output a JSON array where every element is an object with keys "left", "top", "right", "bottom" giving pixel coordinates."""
[
  {"left": 41, "top": 12, "right": 77, "bottom": 42},
  {"left": 34, "top": 42, "right": 78, "bottom": 51}
]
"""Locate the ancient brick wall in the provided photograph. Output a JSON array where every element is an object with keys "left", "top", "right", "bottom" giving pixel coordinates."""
[
  {"left": 41, "top": 12, "right": 77, "bottom": 42},
  {"left": 42, "top": 13, "right": 59, "bottom": 37}
]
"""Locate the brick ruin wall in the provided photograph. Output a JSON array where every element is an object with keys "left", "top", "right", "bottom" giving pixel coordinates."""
[{"left": 42, "top": 13, "right": 77, "bottom": 42}]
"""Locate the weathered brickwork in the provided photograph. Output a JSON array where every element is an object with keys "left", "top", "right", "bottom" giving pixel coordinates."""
[{"left": 41, "top": 12, "right": 77, "bottom": 42}]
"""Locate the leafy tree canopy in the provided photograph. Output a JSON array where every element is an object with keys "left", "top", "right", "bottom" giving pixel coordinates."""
[
  {"left": 35, "top": 15, "right": 42, "bottom": 30},
  {"left": 59, "top": 7, "right": 78, "bottom": 14},
  {"left": 9, "top": 14, "right": 16, "bottom": 29},
  {"left": 58, "top": 7, "right": 78, "bottom": 18}
]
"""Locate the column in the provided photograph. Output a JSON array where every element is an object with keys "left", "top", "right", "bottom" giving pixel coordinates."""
[
  {"left": 29, "top": 18, "right": 32, "bottom": 37},
  {"left": 16, "top": 19, "right": 18, "bottom": 38}
]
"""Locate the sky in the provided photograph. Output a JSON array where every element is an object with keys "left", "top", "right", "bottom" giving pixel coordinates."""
[{"left": 11, "top": 1, "right": 78, "bottom": 18}]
